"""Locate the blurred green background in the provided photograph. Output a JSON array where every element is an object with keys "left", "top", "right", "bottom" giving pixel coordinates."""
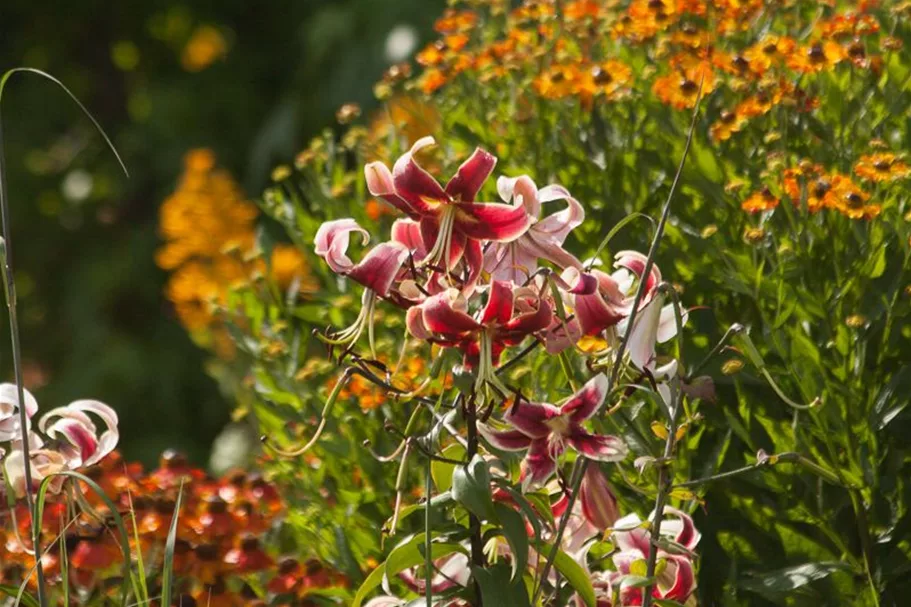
[{"left": 0, "top": 0, "right": 443, "bottom": 466}]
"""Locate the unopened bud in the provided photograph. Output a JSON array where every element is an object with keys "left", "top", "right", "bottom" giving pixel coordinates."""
[{"left": 721, "top": 359, "right": 744, "bottom": 375}]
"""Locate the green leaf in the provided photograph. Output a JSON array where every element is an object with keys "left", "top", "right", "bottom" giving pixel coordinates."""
[
  {"left": 351, "top": 536, "right": 467, "bottom": 607},
  {"left": 0, "top": 584, "right": 39, "bottom": 607},
  {"left": 473, "top": 563, "right": 532, "bottom": 607},
  {"left": 552, "top": 546, "right": 597, "bottom": 607},
  {"left": 494, "top": 503, "right": 529, "bottom": 582},
  {"left": 452, "top": 454, "right": 496, "bottom": 521},
  {"left": 431, "top": 443, "right": 466, "bottom": 493},
  {"left": 739, "top": 561, "right": 851, "bottom": 597},
  {"left": 160, "top": 483, "right": 185, "bottom": 606}
]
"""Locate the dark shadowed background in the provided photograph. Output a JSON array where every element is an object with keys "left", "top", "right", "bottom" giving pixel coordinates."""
[{"left": 0, "top": 0, "right": 443, "bottom": 466}]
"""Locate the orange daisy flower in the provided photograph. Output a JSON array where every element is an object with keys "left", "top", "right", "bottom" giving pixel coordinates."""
[
  {"left": 854, "top": 153, "right": 911, "bottom": 182},
  {"left": 786, "top": 41, "right": 846, "bottom": 74},
  {"left": 741, "top": 187, "right": 780, "bottom": 213}
]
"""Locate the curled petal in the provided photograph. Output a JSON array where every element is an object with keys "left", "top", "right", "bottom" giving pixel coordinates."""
[
  {"left": 562, "top": 374, "right": 609, "bottom": 423},
  {"left": 365, "top": 162, "right": 419, "bottom": 218},
  {"left": 0, "top": 384, "right": 39, "bottom": 441},
  {"left": 611, "top": 513, "right": 650, "bottom": 555},
  {"left": 41, "top": 400, "right": 119, "bottom": 467},
  {"left": 405, "top": 306, "right": 430, "bottom": 340},
  {"left": 521, "top": 438, "right": 563, "bottom": 489},
  {"left": 614, "top": 250, "right": 662, "bottom": 294},
  {"left": 314, "top": 219, "right": 369, "bottom": 274},
  {"left": 3, "top": 449, "right": 69, "bottom": 498},
  {"left": 500, "top": 298, "right": 553, "bottom": 344},
  {"left": 503, "top": 401, "right": 561, "bottom": 438},
  {"left": 392, "top": 136, "right": 448, "bottom": 214},
  {"left": 480, "top": 281, "right": 514, "bottom": 325},
  {"left": 567, "top": 429, "right": 628, "bottom": 462},
  {"left": 497, "top": 175, "right": 540, "bottom": 218},
  {"left": 478, "top": 425, "right": 532, "bottom": 451},
  {"left": 535, "top": 190, "right": 584, "bottom": 244},
  {"left": 391, "top": 218, "right": 427, "bottom": 260},
  {"left": 446, "top": 147, "right": 497, "bottom": 202},
  {"left": 661, "top": 555, "right": 696, "bottom": 601},
  {"left": 347, "top": 242, "right": 410, "bottom": 297},
  {"left": 555, "top": 268, "right": 599, "bottom": 295},
  {"left": 421, "top": 289, "right": 480, "bottom": 336},
  {"left": 659, "top": 507, "right": 701, "bottom": 550},
  {"left": 575, "top": 289, "right": 625, "bottom": 336},
  {"left": 453, "top": 202, "right": 532, "bottom": 242},
  {"left": 580, "top": 464, "right": 620, "bottom": 530},
  {"left": 543, "top": 316, "right": 582, "bottom": 355}
]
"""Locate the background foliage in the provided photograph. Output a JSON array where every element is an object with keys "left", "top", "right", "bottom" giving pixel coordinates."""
[{"left": 0, "top": 0, "right": 443, "bottom": 465}]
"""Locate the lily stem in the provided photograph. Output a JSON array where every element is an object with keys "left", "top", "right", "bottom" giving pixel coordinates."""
[{"left": 464, "top": 394, "right": 485, "bottom": 605}]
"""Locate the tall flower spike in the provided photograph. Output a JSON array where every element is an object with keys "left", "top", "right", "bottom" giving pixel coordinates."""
[
  {"left": 479, "top": 374, "right": 627, "bottom": 489},
  {"left": 366, "top": 137, "right": 531, "bottom": 279},
  {"left": 315, "top": 219, "right": 410, "bottom": 357}
]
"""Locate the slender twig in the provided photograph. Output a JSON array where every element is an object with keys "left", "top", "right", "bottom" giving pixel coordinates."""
[
  {"left": 464, "top": 395, "right": 485, "bottom": 605},
  {"left": 686, "top": 323, "right": 744, "bottom": 379}
]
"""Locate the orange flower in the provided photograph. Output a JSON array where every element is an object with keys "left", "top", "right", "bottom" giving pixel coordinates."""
[
  {"left": 575, "top": 60, "right": 634, "bottom": 104},
  {"left": 419, "top": 68, "right": 449, "bottom": 94},
  {"left": 826, "top": 174, "right": 878, "bottom": 219},
  {"left": 854, "top": 153, "right": 911, "bottom": 182},
  {"left": 744, "top": 35, "right": 797, "bottom": 74},
  {"left": 710, "top": 110, "right": 747, "bottom": 142},
  {"left": 783, "top": 164, "right": 829, "bottom": 212},
  {"left": 434, "top": 9, "right": 478, "bottom": 34},
  {"left": 533, "top": 63, "right": 580, "bottom": 99},
  {"left": 741, "top": 188, "right": 780, "bottom": 213},
  {"left": 270, "top": 244, "right": 318, "bottom": 293},
  {"left": 653, "top": 58, "right": 715, "bottom": 110},
  {"left": 787, "top": 40, "right": 846, "bottom": 74}
]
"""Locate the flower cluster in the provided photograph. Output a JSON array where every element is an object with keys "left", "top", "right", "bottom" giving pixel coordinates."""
[
  {"left": 1, "top": 448, "right": 345, "bottom": 605},
  {"left": 404, "top": 0, "right": 905, "bottom": 222},
  {"left": 0, "top": 384, "right": 119, "bottom": 501},
  {"left": 157, "top": 149, "right": 316, "bottom": 356}
]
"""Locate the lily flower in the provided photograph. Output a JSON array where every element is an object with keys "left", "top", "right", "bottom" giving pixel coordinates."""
[
  {"left": 0, "top": 383, "right": 38, "bottom": 442},
  {"left": 314, "top": 218, "right": 410, "bottom": 356},
  {"left": 610, "top": 507, "right": 700, "bottom": 605},
  {"left": 485, "top": 175, "right": 584, "bottom": 283},
  {"left": 38, "top": 399, "right": 119, "bottom": 468},
  {"left": 365, "top": 136, "right": 531, "bottom": 277},
  {"left": 3, "top": 448, "right": 69, "bottom": 498},
  {"left": 479, "top": 374, "right": 627, "bottom": 488},
  {"left": 406, "top": 281, "right": 552, "bottom": 401}
]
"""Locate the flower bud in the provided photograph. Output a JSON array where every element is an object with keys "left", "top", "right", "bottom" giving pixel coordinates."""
[{"left": 580, "top": 464, "right": 619, "bottom": 530}]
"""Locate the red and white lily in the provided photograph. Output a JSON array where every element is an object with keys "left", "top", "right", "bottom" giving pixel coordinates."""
[
  {"left": 0, "top": 383, "right": 38, "bottom": 442},
  {"left": 479, "top": 374, "right": 627, "bottom": 489},
  {"left": 609, "top": 507, "right": 700, "bottom": 605},
  {"left": 365, "top": 137, "right": 531, "bottom": 279},
  {"left": 407, "top": 280, "right": 552, "bottom": 401},
  {"left": 38, "top": 400, "right": 120, "bottom": 468},
  {"left": 314, "top": 218, "right": 410, "bottom": 356},
  {"left": 485, "top": 175, "right": 584, "bottom": 283}
]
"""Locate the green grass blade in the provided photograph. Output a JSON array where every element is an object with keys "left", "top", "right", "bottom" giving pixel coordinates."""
[
  {"left": 161, "top": 482, "right": 185, "bottom": 606},
  {"left": 0, "top": 585, "right": 39, "bottom": 607}
]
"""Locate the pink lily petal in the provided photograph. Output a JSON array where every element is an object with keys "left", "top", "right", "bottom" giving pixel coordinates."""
[
  {"left": 627, "top": 294, "right": 664, "bottom": 370},
  {"left": 615, "top": 250, "right": 662, "bottom": 294},
  {"left": 575, "top": 289, "right": 626, "bottom": 336},
  {"left": 661, "top": 555, "right": 696, "bottom": 601},
  {"left": 445, "top": 147, "right": 497, "bottom": 202},
  {"left": 580, "top": 464, "right": 619, "bottom": 530},
  {"left": 480, "top": 281, "right": 514, "bottom": 325},
  {"left": 562, "top": 373, "right": 609, "bottom": 424},
  {"left": 521, "top": 437, "right": 563, "bottom": 488},
  {"left": 462, "top": 237, "right": 484, "bottom": 290},
  {"left": 660, "top": 507, "right": 701, "bottom": 550},
  {"left": 520, "top": 231, "right": 584, "bottom": 272},
  {"left": 54, "top": 419, "right": 99, "bottom": 466},
  {"left": 500, "top": 298, "right": 553, "bottom": 344},
  {"left": 503, "top": 400, "right": 562, "bottom": 438},
  {"left": 392, "top": 136, "right": 448, "bottom": 214},
  {"left": 497, "top": 175, "right": 541, "bottom": 218},
  {"left": 534, "top": 191, "right": 584, "bottom": 244},
  {"left": 657, "top": 303, "right": 688, "bottom": 343},
  {"left": 483, "top": 241, "right": 539, "bottom": 284},
  {"left": 421, "top": 289, "right": 480, "bottom": 335},
  {"left": 347, "top": 241, "right": 410, "bottom": 297},
  {"left": 567, "top": 429, "right": 628, "bottom": 462},
  {"left": 314, "top": 219, "right": 369, "bottom": 274},
  {"left": 543, "top": 316, "right": 582, "bottom": 355},
  {"left": 391, "top": 218, "right": 427, "bottom": 260},
  {"left": 555, "top": 268, "right": 598, "bottom": 295},
  {"left": 478, "top": 425, "right": 533, "bottom": 451},
  {"left": 612, "top": 513, "right": 651, "bottom": 554},
  {"left": 453, "top": 202, "right": 532, "bottom": 242},
  {"left": 364, "top": 161, "right": 420, "bottom": 219},
  {"left": 405, "top": 306, "right": 430, "bottom": 340}
]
